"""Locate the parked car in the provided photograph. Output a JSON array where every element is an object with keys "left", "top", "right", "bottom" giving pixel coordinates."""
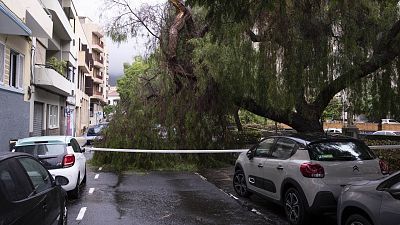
[
  {"left": 324, "top": 128, "right": 342, "bottom": 134},
  {"left": 338, "top": 171, "right": 400, "bottom": 225},
  {"left": 372, "top": 130, "right": 400, "bottom": 136},
  {"left": 14, "top": 136, "right": 87, "bottom": 199},
  {"left": 381, "top": 119, "right": 400, "bottom": 124},
  {"left": 85, "top": 123, "right": 108, "bottom": 145},
  {"left": 233, "top": 134, "right": 388, "bottom": 225},
  {"left": 0, "top": 152, "right": 68, "bottom": 225}
]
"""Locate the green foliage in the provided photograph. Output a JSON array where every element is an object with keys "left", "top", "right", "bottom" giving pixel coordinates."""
[
  {"left": 47, "top": 57, "right": 67, "bottom": 77},
  {"left": 94, "top": 56, "right": 244, "bottom": 170},
  {"left": 103, "top": 105, "right": 115, "bottom": 117},
  {"left": 323, "top": 98, "right": 342, "bottom": 121},
  {"left": 190, "top": 0, "right": 400, "bottom": 121}
]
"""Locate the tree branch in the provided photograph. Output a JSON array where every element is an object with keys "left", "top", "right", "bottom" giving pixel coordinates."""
[
  {"left": 313, "top": 19, "right": 400, "bottom": 114},
  {"left": 123, "top": 0, "right": 160, "bottom": 40},
  {"left": 246, "top": 29, "right": 265, "bottom": 42}
]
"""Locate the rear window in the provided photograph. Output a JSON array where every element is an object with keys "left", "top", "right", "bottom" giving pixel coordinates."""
[
  {"left": 308, "top": 141, "right": 376, "bottom": 161},
  {"left": 87, "top": 126, "right": 102, "bottom": 136},
  {"left": 15, "top": 144, "right": 66, "bottom": 156}
]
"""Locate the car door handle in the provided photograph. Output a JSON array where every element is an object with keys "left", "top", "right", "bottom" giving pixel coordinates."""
[
  {"left": 258, "top": 163, "right": 263, "bottom": 168},
  {"left": 276, "top": 165, "right": 284, "bottom": 170},
  {"left": 42, "top": 203, "right": 48, "bottom": 211}
]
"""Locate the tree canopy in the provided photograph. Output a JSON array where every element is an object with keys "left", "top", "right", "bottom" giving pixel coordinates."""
[{"left": 103, "top": 0, "right": 400, "bottom": 132}]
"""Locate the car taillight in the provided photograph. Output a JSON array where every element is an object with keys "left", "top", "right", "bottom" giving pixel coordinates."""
[
  {"left": 63, "top": 154, "right": 75, "bottom": 168},
  {"left": 379, "top": 160, "right": 389, "bottom": 175},
  {"left": 300, "top": 163, "right": 325, "bottom": 178}
]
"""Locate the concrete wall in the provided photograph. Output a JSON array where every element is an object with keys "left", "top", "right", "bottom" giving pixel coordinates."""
[
  {"left": 324, "top": 122, "right": 400, "bottom": 132},
  {"left": 0, "top": 88, "right": 29, "bottom": 152}
]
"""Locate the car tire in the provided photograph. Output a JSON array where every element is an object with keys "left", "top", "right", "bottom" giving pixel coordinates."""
[
  {"left": 345, "top": 214, "right": 372, "bottom": 225},
  {"left": 233, "top": 169, "right": 251, "bottom": 197},
  {"left": 284, "top": 188, "right": 308, "bottom": 225},
  {"left": 69, "top": 175, "right": 80, "bottom": 199},
  {"left": 58, "top": 199, "right": 67, "bottom": 225}
]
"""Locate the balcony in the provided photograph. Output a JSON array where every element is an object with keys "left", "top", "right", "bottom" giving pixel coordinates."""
[
  {"left": 93, "top": 57, "right": 104, "bottom": 68},
  {"left": 93, "top": 76, "right": 102, "bottom": 84},
  {"left": 92, "top": 41, "right": 104, "bottom": 52},
  {"left": 41, "top": 0, "right": 74, "bottom": 41},
  {"left": 78, "top": 51, "right": 90, "bottom": 73},
  {"left": 91, "top": 91, "right": 106, "bottom": 104},
  {"left": 34, "top": 65, "right": 73, "bottom": 96}
]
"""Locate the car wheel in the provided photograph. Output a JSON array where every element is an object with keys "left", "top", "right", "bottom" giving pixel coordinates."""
[
  {"left": 69, "top": 175, "right": 80, "bottom": 199},
  {"left": 233, "top": 169, "right": 251, "bottom": 197},
  {"left": 58, "top": 199, "right": 67, "bottom": 225},
  {"left": 345, "top": 214, "right": 372, "bottom": 225},
  {"left": 284, "top": 188, "right": 308, "bottom": 225}
]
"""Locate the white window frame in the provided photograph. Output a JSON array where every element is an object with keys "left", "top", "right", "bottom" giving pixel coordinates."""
[
  {"left": 0, "top": 41, "right": 5, "bottom": 84},
  {"left": 8, "top": 49, "right": 24, "bottom": 89},
  {"left": 48, "top": 105, "right": 59, "bottom": 129}
]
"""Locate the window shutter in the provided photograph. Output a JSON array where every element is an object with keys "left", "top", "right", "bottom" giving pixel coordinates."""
[
  {"left": 18, "top": 54, "right": 24, "bottom": 89},
  {"left": 0, "top": 43, "right": 4, "bottom": 83}
]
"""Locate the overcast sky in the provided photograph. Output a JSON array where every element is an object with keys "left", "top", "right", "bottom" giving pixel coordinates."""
[{"left": 74, "top": 0, "right": 164, "bottom": 77}]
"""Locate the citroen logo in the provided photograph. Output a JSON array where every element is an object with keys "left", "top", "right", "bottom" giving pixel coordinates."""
[{"left": 353, "top": 165, "right": 359, "bottom": 172}]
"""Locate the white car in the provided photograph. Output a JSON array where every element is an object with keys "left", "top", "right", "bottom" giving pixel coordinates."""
[
  {"left": 324, "top": 128, "right": 342, "bottom": 133},
  {"left": 15, "top": 136, "right": 87, "bottom": 199},
  {"left": 381, "top": 119, "right": 400, "bottom": 124},
  {"left": 233, "top": 134, "right": 388, "bottom": 225},
  {"left": 372, "top": 130, "right": 400, "bottom": 136}
]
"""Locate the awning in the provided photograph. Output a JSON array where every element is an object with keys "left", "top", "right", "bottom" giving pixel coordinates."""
[{"left": 0, "top": 2, "right": 31, "bottom": 36}]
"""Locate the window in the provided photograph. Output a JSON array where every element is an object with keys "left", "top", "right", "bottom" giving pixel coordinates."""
[
  {"left": 9, "top": 50, "right": 24, "bottom": 89},
  {"left": 0, "top": 159, "right": 32, "bottom": 201},
  {"left": 308, "top": 140, "right": 376, "bottom": 161},
  {"left": 271, "top": 138, "right": 297, "bottom": 159},
  {"left": 70, "top": 139, "right": 81, "bottom": 153},
  {"left": 0, "top": 42, "right": 4, "bottom": 83},
  {"left": 254, "top": 138, "right": 275, "bottom": 158},
  {"left": 15, "top": 144, "right": 66, "bottom": 156},
  {"left": 48, "top": 105, "right": 59, "bottom": 129},
  {"left": 18, "top": 157, "right": 52, "bottom": 194}
]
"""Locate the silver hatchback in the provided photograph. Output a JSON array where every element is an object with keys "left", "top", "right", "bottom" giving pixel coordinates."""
[{"left": 338, "top": 171, "right": 400, "bottom": 225}]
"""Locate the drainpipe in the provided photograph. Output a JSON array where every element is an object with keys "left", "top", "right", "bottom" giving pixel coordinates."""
[{"left": 30, "top": 37, "right": 36, "bottom": 86}]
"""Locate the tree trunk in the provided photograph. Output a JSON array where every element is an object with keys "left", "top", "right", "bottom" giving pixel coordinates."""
[{"left": 233, "top": 108, "right": 243, "bottom": 131}]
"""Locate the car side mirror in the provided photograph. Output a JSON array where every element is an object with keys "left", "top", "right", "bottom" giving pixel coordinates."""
[
  {"left": 55, "top": 176, "right": 69, "bottom": 186},
  {"left": 246, "top": 150, "right": 254, "bottom": 160},
  {"left": 81, "top": 147, "right": 86, "bottom": 153}
]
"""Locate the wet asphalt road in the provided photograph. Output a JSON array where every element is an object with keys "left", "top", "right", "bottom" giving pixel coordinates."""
[{"left": 67, "top": 151, "right": 337, "bottom": 225}]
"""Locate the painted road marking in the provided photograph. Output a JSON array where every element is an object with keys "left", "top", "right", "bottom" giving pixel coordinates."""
[
  {"left": 195, "top": 172, "right": 207, "bottom": 181},
  {"left": 94, "top": 174, "right": 99, "bottom": 179},
  {"left": 98, "top": 167, "right": 103, "bottom": 171},
  {"left": 88, "top": 188, "right": 95, "bottom": 194},
  {"left": 76, "top": 207, "right": 87, "bottom": 220}
]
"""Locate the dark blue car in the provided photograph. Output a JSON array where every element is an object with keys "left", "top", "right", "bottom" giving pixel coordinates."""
[{"left": 0, "top": 152, "right": 68, "bottom": 225}]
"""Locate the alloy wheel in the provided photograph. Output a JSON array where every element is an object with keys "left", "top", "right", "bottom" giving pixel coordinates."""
[
  {"left": 285, "top": 191, "right": 300, "bottom": 224},
  {"left": 233, "top": 172, "right": 247, "bottom": 196}
]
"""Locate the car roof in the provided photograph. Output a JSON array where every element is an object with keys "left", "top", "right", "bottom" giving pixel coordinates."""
[
  {"left": 0, "top": 152, "right": 33, "bottom": 162},
  {"left": 15, "top": 136, "right": 73, "bottom": 146},
  {"left": 264, "top": 133, "right": 355, "bottom": 146}
]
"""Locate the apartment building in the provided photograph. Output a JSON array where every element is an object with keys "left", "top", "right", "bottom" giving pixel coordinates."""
[
  {"left": 79, "top": 16, "right": 108, "bottom": 126},
  {"left": 0, "top": 0, "right": 52, "bottom": 151},
  {"left": 107, "top": 86, "right": 120, "bottom": 106},
  {"left": 75, "top": 13, "right": 91, "bottom": 136},
  {"left": 29, "top": 0, "right": 76, "bottom": 137}
]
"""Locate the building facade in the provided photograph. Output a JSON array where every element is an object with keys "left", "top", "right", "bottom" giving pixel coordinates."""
[
  {"left": 0, "top": 0, "right": 109, "bottom": 151},
  {"left": 0, "top": 0, "right": 53, "bottom": 151},
  {"left": 79, "top": 17, "right": 108, "bottom": 126}
]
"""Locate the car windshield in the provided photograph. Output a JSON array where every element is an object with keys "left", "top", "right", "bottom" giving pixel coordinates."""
[
  {"left": 308, "top": 141, "right": 376, "bottom": 161},
  {"left": 15, "top": 144, "right": 65, "bottom": 156}
]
